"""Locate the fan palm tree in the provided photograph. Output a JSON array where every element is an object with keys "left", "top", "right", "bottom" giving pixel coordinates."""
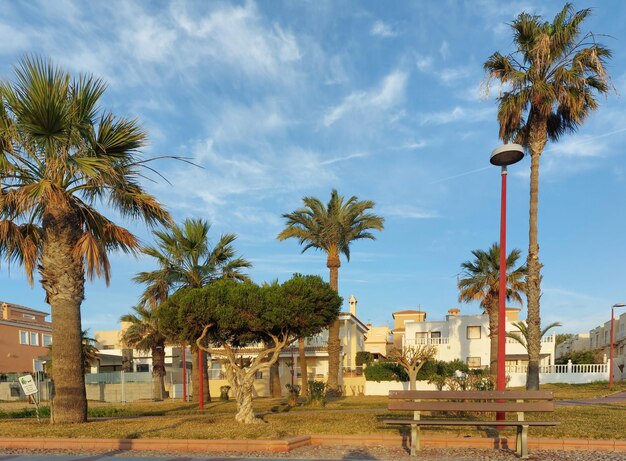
[
  {"left": 120, "top": 306, "right": 169, "bottom": 401},
  {"left": 0, "top": 56, "right": 169, "bottom": 423},
  {"left": 458, "top": 243, "right": 526, "bottom": 376},
  {"left": 484, "top": 4, "right": 612, "bottom": 390},
  {"left": 134, "top": 218, "right": 251, "bottom": 403},
  {"left": 506, "top": 321, "right": 561, "bottom": 356},
  {"left": 277, "top": 189, "right": 384, "bottom": 392}
]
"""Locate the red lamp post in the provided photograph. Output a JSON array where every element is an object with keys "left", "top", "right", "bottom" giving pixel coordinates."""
[
  {"left": 182, "top": 343, "right": 187, "bottom": 402},
  {"left": 490, "top": 144, "right": 524, "bottom": 419},
  {"left": 609, "top": 303, "right": 626, "bottom": 388}
]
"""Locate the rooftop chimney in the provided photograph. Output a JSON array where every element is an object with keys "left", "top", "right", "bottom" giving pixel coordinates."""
[
  {"left": 349, "top": 295, "right": 357, "bottom": 316},
  {"left": 448, "top": 308, "right": 460, "bottom": 316},
  {"left": 1, "top": 302, "right": 9, "bottom": 320}
]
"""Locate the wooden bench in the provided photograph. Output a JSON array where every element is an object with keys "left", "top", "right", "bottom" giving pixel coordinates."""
[{"left": 384, "top": 390, "right": 559, "bottom": 458}]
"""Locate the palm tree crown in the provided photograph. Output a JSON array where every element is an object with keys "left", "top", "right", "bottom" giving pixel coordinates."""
[
  {"left": 277, "top": 189, "right": 384, "bottom": 267},
  {"left": 484, "top": 3, "right": 611, "bottom": 144},
  {"left": 458, "top": 243, "right": 526, "bottom": 313},
  {"left": 0, "top": 56, "right": 170, "bottom": 284},
  {"left": 134, "top": 218, "right": 251, "bottom": 308}
]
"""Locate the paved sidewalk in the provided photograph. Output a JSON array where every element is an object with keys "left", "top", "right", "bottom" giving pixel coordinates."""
[{"left": 557, "top": 390, "right": 626, "bottom": 406}]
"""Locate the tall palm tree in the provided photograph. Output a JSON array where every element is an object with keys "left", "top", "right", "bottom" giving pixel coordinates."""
[
  {"left": 484, "top": 4, "right": 612, "bottom": 390},
  {"left": 277, "top": 189, "right": 384, "bottom": 393},
  {"left": 458, "top": 243, "right": 526, "bottom": 376},
  {"left": 134, "top": 218, "right": 251, "bottom": 403},
  {"left": 0, "top": 56, "right": 169, "bottom": 423},
  {"left": 120, "top": 306, "right": 169, "bottom": 401}
]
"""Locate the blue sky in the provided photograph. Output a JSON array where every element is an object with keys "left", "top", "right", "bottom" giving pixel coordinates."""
[{"left": 1, "top": 0, "right": 626, "bottom": 335}]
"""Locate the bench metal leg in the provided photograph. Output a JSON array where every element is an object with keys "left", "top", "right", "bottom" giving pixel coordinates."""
[
  {"left": 410, "top": 424, "right": 420, "bottom": 456},
  {"left": 516, "top": 425, "right": 529, "bottom": 459}
]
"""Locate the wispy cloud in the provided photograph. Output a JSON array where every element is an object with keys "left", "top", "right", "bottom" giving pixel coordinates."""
[
  {"left": 415, "top": 53, "right": 433, "bottom": 72},
  {"left": 323, "top": 70, "right": 408, "bottom": 126},
  {"left": 382, "top": 205, "right": 439, "bottom": 219},
  {"left": 370, "top": 20, "right": 397, "bottom": 38},
  {"left": 320, "top": 152, "right": 369, "bottom": 165},
  {"left": 439, "top": 40, "right": 450, "bottom": 60},
  {"left": 418, "top": 106, "right": 493, "bottom": 125}
]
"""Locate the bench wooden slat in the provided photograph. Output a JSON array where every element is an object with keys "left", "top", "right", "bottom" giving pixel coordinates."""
[
  {"left": 388, "top": 400, "right": 554, "bottom": 412},
  {"left": 383, "top": 419, "right": 559, "bottom": 427},
  {"left": 388, "top": 390, "right": 554, "bottom": 400}
]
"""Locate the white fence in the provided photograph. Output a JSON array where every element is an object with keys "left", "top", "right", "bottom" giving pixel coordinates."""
[
  {"left": 364, "top": 380, "right": 438, "bottom": 395},
  {"left": 506, "top": 361, "right": 609, "bottom": 387}
]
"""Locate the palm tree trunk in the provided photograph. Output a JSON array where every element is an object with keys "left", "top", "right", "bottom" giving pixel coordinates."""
[
  {"left": 526, "top": 117, "right": 547, "bottom": 391},
  {"left": 488, "top": 307, "right": 498, "bottom": 377},
  {"left": 151, "top": 346, "right": 165, "bottom": 401},
  {"left": 299, "top": 337, "right": 308, "bottom": 397},
  {"left": 326, "top": 254, "right": 341, "bottom": 394},
  {"left": 40, "top": 209, "right": 87, "bottom": 423}
]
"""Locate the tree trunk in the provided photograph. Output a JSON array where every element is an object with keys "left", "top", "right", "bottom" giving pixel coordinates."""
[
  {"left": 488, "top": 306, "right": 498, "bottom": 377},
  {"left": 40, "top": 208, "right": 87, "bottom": 424},
  {"left": 408, "top": 369, "right": 417, "bottom": 391},
  {"left": 269, "top": 362, "right": 281, "bottom": 397},
  {"left": 299, "top": 337, "right": 308, "bottom": 397},
  {"left": 326, "top": 253, "right": 341, "bottom": 394},
  {"left": 151, "top": 345, "right": 166, "bottom": 401},
  {"left": 191, "top": 348, "right": 211, "bottom": 404},
  {"left": 230, "top": 370, "right": 262, "bottom": 424},
  {"left": 526, "top": 117, "right": 547, "bottom": 391}
]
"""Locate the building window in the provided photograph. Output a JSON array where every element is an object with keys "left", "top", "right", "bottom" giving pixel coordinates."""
[
  {"left": 255, "top": 371, "right": 263, "bottom": 379},
  {"left": 19, "top": 330, "right": 29, "bottom": 345},
  {"left": 22, "top": 313, "right": 36, "bottom": 320},
  {"left": 467, "top": 357, "right": 481, "bottom": 368},
  {"left": 42, "top": 334, "right": 52, "bottom": 347},
  {"left": 29, "top": 332, "right": 39, "bottom": 346},
  {"left": 136, "top": 364, "right": 149, "bottom": 372},
  {"left": 467, "top": 326, "right": 481, "bottom": 339}
]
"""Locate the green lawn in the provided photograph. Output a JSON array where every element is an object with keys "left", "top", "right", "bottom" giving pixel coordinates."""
[{"left": 1, "top": 383, "right": 625, "bottom": 440}]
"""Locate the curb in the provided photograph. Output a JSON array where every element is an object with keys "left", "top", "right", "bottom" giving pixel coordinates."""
[{"left": 0, "top": 435, "right": 624, "bottom": 453}]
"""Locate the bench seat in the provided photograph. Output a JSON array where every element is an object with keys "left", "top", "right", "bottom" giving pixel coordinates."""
[{"left": 385, "top": 390, "right": 558, "bottom": 458}]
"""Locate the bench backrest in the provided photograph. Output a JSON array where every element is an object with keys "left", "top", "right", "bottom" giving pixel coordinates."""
[{"left": 388, "top": 390, "right": 555, "bottom": 413}]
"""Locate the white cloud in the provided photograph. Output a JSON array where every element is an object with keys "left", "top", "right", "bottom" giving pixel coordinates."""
[
  {"left": 546, "top": 136, "right": 607, "bottom": 158},
  {"left": 418, "top": 106, "right": 493, "bottom": 125},
  {"left": 438, "top": 66, "right": 472, "bottom": 84},
  {"left": 382, "top": 205, "right": 439, "bottom": 219},
  {"left": 370, "top": 20, "right": 397, "bottom": 38},
  {"left": 415, "top": 54, "right": 433, "bottom": 72},
  {"left": 439, "top": 40, "right": 450, "bottom": 60},
  {"left": 171, "top": 1, "right": 301, "bottom": 79},
  {"left": 320, "top": 152, "right": 369, "bottom": 165},
  {"left": 323, "top": 70, "right": 408, "bottom": 126}
]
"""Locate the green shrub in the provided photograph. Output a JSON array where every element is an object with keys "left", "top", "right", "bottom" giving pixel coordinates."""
[
  {"left": 307, "top": 380, "right": 326, "bottom": 406},
  {"left": 364, "top": 362, "right": 409, "bottom": 382},
  {"left": 219, "top": 385, "right": 231, "bottom": 401},
  {"left": 355, "top": 351, "right": 375, "bottom": 367},
  {"left": 285, "top": 384, "right": 300, "bottom": 406}
]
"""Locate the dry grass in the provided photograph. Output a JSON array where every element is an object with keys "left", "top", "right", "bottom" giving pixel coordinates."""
[
  {"left": 0, "top": 403, "right": 625, "bottom": 440},
  {"left": 1, "top": 384, "right": 625, "bottom": 440}
]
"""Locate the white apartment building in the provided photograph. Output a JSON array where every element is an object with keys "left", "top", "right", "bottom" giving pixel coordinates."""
[
  {"left": 589, "top": 310, "right": 626, "bottom": 382},
  {"left": 401, "top": 307, "right": 556, "bottom": 370},
  {"left": 555, "top": 333, "right": 590, "bottom": 359}
]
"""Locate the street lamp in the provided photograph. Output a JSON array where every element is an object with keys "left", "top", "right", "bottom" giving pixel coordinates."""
[
  {"left": 490, "top": 144, "right": 524, "bottom": 398},
  {"left": 609, "top": 303, "right": 626, "bottom": 388}
]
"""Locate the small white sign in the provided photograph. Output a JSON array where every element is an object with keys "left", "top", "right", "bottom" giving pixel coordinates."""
[{"left": 18, "top": 375, "right": 38, "bottom": 396}]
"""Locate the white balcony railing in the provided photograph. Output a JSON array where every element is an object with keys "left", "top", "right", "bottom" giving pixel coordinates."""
[{"left": 404, "top": 337, "right": 449, "bottom": 346}]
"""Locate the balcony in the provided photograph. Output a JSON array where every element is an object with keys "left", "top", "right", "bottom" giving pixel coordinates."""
[{"left": 404, "top": 337, "right": 449, "bottom": 346}]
